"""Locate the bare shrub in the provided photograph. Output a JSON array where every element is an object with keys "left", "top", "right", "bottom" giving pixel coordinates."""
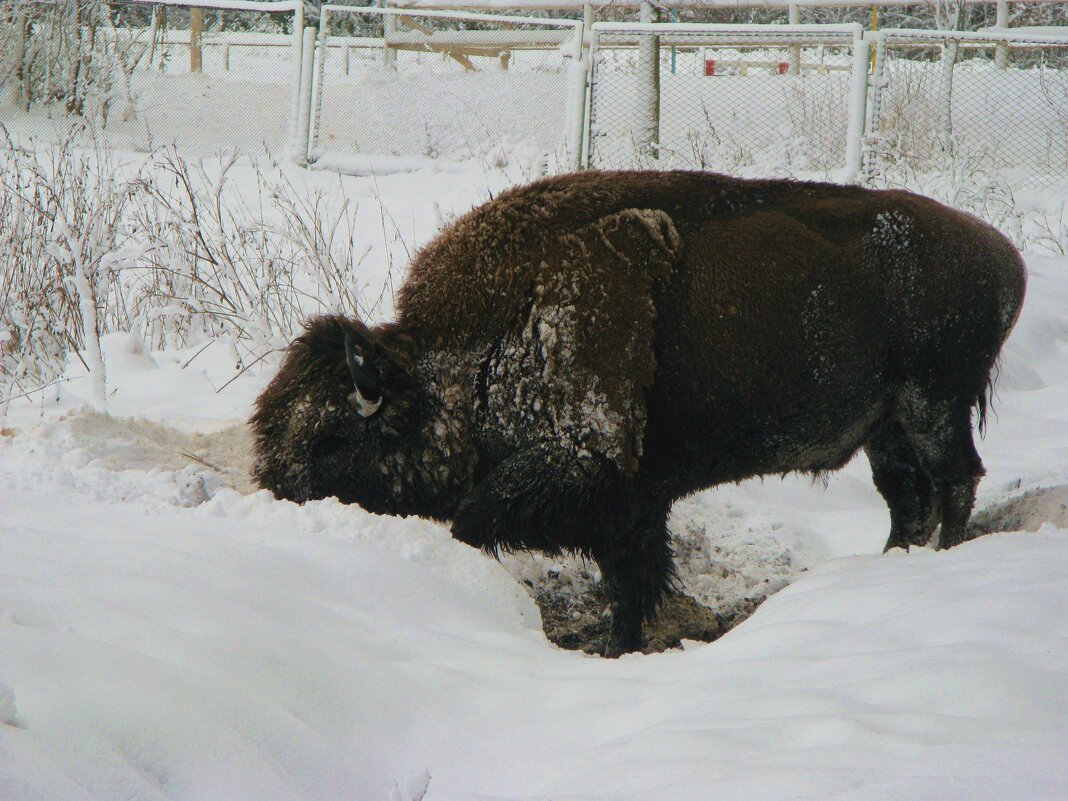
[
  {"left": 121, "top": 148, "right": 369, "bottom": 355},
  {"left": 0, "top": 138, "right": 367, "bottom": 413},
  {"left": 0, "top": 129, "right": 126, "bottom": 410}
]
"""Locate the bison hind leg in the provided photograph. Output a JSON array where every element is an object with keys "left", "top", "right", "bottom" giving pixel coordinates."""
[
  {"left": 866, "top": 420, "right": 941, "bottom": 552},
  {"left": 594, "top": 501, "right": 677, "bottom": 658},
  {"left": 889, "top": 392, "right": 987, "bottom": 551},
  {"left": 897, "top": 397, "right": 978, "bottom": 551}
]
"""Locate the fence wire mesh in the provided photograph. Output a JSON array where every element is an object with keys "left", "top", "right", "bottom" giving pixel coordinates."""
[
  {"left": 311, "top": 7, "right": 584, "bottom": 169},
  {"left": 868, "top": 30, "right": 1068, "bottom": 186},
  {"left": 587, "top": 26, "right": 863, "bottom": 179},
  {"left": 0, "top": 1, "right": 302, "bottom": 155}
]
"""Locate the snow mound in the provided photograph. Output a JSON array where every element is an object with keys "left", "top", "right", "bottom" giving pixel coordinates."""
[
  {"left": 4, "top": 471, "right": 1068, "bottom": 800},
  {"left": 973, "top": 484, "right": 1068, "bottom": 535},
  {"left": 4, "top": 164, "right": 1068, "bottom": 799},
  {"left": 8, "top": 409, "right": 253, "bottom": 489}
]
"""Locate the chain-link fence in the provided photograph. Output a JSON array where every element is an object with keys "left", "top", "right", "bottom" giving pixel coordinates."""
[
  {"left": 586, "top": 23, "right": 868, "bottom": 180},
  {"left": 6, "top": 4, "right": 1066, "bottom": 186},
  {"left": 0, "top": 0, "right": 304, "bottom": 155},
  {"left": 868, "top": 28, "right": 1068, "bottom": 185},
  {"left": 309, "top": 6, "right": 585, "bottom": 170}
]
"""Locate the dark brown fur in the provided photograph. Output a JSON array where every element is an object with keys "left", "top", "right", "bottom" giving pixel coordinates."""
[{"left": 251, "top": 170, "right": 1027, "bottom": 656}]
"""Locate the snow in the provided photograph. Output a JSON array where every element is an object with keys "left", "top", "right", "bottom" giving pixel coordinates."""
[{"left": 3, "top": 162, "right": 1068, "bottom": 799}]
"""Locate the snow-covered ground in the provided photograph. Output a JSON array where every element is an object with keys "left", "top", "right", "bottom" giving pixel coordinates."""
[{"left": 3, "top": 161, "right": 1068, "bottom": 800}]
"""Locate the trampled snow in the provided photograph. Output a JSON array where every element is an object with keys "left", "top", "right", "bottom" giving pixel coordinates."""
[{"left": 3, "top": 165, "right": 1068, "bottom": 800}]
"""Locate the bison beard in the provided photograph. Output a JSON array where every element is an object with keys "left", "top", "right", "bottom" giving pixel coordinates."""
[{"left": 251, "top": 170, "right": 1027, "bottom": 657}]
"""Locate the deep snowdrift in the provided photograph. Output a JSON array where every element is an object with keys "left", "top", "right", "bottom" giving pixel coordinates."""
[
  {"left": 2, "top": 174, "right": 1068, "bottom": 799},
  {"left": 4, "top": 477, "right": 1068, "bottom": 801}
]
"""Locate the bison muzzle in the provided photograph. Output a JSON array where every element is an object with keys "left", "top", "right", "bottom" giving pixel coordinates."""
[{"left": 251, "top": 170, "right": 1026, "bottom": 657}]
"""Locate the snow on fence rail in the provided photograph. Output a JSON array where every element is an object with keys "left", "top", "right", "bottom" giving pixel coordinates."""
[
  {"left": 0, "top": 0, "right": 305, "bottom": 155},
  {"left": 307, "top": 5, "right": 586, "bottom": 171},
  {"left": 584, "top": 23, "right": 869, "bottom": 180},
  {"left": 867, "top": 27, "right": 1068, "bottom": 185}
]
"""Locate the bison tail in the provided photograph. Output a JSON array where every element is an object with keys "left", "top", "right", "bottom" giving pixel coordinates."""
[{"left": 975, "top": 360, "right": 1000, "bottom": 438}]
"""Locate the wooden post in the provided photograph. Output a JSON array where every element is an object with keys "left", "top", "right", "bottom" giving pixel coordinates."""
[
  {"left": 583, "top": 1, "right": 594, "bottom": 57},
  {"left": 870, "top": 5, "right": 878, "bottom": 72},
  {"left": 190, "top": 7, "right": 203, "bottom": 73},
  {"left": 150, "top": 5, "right": 166, "bottom": 71},
  {"left": 15, "top": 10, "right": 29, "bottom": 109},
  {"left": 500, "top": 22, "right": 512, "bottom": 70}
]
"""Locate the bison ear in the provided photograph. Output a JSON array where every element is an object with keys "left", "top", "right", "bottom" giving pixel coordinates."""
[
  {"left": 595, "top": 208, "right": 680, "bottom": 282},
  {"left": 344, "top": 332, "right": 383, "bottom": 417}
]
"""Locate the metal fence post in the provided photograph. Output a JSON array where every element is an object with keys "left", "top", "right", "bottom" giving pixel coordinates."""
[
  {"left": 637, "top": 1, "right": 660, "bottom": 159},
  {"left": 566, "top": 21, "right": 588, "bottom": 171},
  {"left": 287, "top": 3, "right": 305, "bottom": 155},
  {"left": 787, "top": 4, "right": 801, "bottom": 75},
  {"left": 939, "top": 37, "right": 959, "bottom": 145},
  {"left": 298, "top": 25, "right": 319, "bottom": 162},
  {"left": 583, "top": 29, "right": 600, "bottom": 169},
  {"left": 844, "top": 36, "right": 870, "bottom": 183},
  {"left": 995, "top": 0, "right": 1009, "bottom": 69},
  {"left": 862, "top": 30, "right": 887, "bottom": 182}
]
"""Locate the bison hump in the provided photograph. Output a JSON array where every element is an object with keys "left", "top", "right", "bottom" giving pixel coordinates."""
[{"left": 480, "top": 208, "right": 680, "bottom": 476}]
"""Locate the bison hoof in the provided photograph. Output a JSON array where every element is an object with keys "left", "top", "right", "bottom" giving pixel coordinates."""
[
  {"left": 602, "top": 640, "right": 629, "bottom": 659},
  {"left": 936, "top": 530, "right": 973, "bottom": 550},
  {"left": 603, "top": 617, "right": 643, "bottom": 658}
]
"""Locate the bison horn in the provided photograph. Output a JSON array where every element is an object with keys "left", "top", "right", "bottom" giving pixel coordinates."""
[{"left": 344, "top": 333, "right": 383, "bottom": 417}]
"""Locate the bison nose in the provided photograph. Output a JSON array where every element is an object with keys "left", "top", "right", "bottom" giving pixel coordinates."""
[{"left": 307, "top": 432, "right": 363, "bottom": 505}]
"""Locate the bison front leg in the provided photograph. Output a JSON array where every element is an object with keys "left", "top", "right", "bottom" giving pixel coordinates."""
[
  {"left": 450, "top": 447, "right": 673, "bottom": 656},
  {"left": 594, "top": 502, "right": 676, "bottom": 658}
]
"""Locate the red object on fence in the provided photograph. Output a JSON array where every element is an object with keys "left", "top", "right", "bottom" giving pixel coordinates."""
[
  {"left": 704, "top": 59, "right": 715, "bottom": 76},
  {"left": 778, "top": 62, "right": 789, "bottom": 75}
]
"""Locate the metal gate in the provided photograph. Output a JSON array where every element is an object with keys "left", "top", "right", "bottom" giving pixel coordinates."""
[{"left": 585, "top": 22, "right": 869, "bottom": 182}]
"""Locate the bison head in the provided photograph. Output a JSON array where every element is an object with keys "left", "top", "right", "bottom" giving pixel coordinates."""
[{"left": 250, "top": 314, "right": 420, "bottom": 510}]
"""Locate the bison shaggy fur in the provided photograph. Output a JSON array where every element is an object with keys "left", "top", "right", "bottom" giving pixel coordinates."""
[{"left": 251, "top": 170, "right": 1026, "bottom": 656}]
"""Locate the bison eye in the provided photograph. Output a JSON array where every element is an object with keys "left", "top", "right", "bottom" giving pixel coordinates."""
[{"left": 310, "top": 433, "right": 347, "bottom": 460}]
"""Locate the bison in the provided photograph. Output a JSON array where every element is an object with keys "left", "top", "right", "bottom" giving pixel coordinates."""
[{"left": 251, "top": 170, "right": 1026, "bottom": 656}]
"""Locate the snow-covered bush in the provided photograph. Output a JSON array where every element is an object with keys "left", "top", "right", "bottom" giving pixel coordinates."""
[
  {"left": 0, "top": 136, "right": 365, "bottom": 412},
  {"left": 0, "top": 1, "right": 151, "bottom": 126},
  {"left": 0, "top": 130, "right": 123, "bottom": 410}
]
